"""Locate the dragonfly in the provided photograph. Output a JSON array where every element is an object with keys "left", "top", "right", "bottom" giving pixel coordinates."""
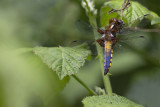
[
  {"left": 96, "top": 18, "right": 125, "bottom": 75},
  {"left": 74, "top": 18, "right": 153, "bottom": 75}
]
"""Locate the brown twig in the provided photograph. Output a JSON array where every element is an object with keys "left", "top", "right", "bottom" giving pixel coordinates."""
[
  {"left": 120, "top": 0, "right": 130, "bottom": 20},
  {"left": 133, "top": 27, "right": 160, "bottom": 33},
  {"left": 108, "top": 0, "right": 131, "bottom": 20}
]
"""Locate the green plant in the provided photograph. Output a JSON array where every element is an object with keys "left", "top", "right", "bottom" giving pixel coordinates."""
[
  {"left": 1, "top": 0, "right": 160, "bottom": 107},
  {"left": 31, "top": 0, "right": 160, "bottom": 106}
]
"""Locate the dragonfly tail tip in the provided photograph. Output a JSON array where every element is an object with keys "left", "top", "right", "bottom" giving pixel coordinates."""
[{"left": 104, "top": 71, "right": 108, "bottom": 75}]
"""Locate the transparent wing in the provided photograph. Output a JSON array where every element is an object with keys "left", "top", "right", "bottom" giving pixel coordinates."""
[
  {"left": 70, "top": 20, "right": 105, "bottom": 46},
  {"left": 75, "top": 20, "right": 105, "bottom": 35},
  {"left": 113, "top": 31, "right": 149, "bottom": 54},
  {"left": 75, "top": 20, "right": 94, "bottom": 35}
]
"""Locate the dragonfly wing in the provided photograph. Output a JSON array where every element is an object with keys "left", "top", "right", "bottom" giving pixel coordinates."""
[
  {"left": 96, "top": 38, "right": 105, "bottom": 47},
  {"left": 69, "top": 39, "right": 96, "bottom": 48},
  {"left": 118, "top": 27, "right": 137, "bottom": 35},
  {"left": 112, "top": 38, "right": 120, "bottom": 46},
  {"left": 75, "top": 20, "right": 93, "bottom": 34},
  {"left": 75, "top": 20, "right": 105, "bottom": 36},
  {"left": 112, "top": 34, "right": 145, "bottom": 55},
  {"left": 104, "top": 41, "right": 113, "bottom": 75}
]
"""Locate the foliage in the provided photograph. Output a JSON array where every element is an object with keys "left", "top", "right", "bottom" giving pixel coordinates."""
[
  {"left": 34, "top": 44, "right": 91, "bottom": 79},
  {"left": 0, "top": 0, "right": 160, "bottom": 107},
  {"left": 100, "top": 0, "right": 159, "bottom": 27},
  {"left": 82, "top": 94, "right": 143, "bottom": 107}
]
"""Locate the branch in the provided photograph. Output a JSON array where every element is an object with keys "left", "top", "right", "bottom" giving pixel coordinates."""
[
  {"left": 72, "top": 75, "right": 97, "bottom": 96},
  {"left": 108, "top": 0, "right": 131, "bottom": 20},
  {"left": 132, "top": 27, "right": 160, "bottom": 34}
]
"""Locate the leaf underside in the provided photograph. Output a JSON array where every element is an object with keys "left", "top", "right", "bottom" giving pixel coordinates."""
[
  {"left": 82, "top": 94, "right": 144, "bottom": 107},
  {"left": 34, "top": 44, "right": 91, "bottom": 79}
]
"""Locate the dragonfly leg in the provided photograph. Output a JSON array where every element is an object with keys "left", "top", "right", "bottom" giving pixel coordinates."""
[
  {"left": 111, "top": 38, "right": 120, "bottom": 46},
  {"left": 97, "top": 29, "right": 105, "bottom": 34},
  {"left": 96, "top": 38, "right": 105, "bottom": 47}
]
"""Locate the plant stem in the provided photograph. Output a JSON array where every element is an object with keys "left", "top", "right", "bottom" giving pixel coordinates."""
[
  {"left": 94, "top": 42, "right": 113, "bottom": 95},
  {"left": 89, "top": 17, "right": 113, "bottom": 95},
  {"left": 72, "top": 75, "right": 97, "bottom": 96},
  {"left": 104, "top": 75, "right": 112, "bottom": 95},
  {"left": 82, "top": 0, "right": 112, "bottom": 95}
]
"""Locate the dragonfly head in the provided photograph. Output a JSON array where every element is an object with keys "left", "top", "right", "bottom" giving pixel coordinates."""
[
  {"left": 109, "top": 18, "right": 125, "bottom": 32},
  {"left": 117, "top": 19, "right": 125, "bottom": 28}
]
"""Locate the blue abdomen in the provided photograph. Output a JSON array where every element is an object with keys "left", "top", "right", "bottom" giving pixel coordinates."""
[{"left": 104, "top": 41, "right": 113, "bottom": 75}]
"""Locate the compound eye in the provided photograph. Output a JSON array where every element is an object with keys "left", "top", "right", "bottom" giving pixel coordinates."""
[
  {"left": 117, "top": 21, "right": 120, "bottom": 25},
  {"left": 117, "top": 20, "right": 124, "bottom": 26}
]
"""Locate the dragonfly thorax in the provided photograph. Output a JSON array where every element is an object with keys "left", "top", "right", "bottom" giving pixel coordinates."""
[
  {"left": 96, "top": 18, "right": 124, "bottom": 47},
  {"left": 105, "top": 18, "right": 124, "bottom": 34}
]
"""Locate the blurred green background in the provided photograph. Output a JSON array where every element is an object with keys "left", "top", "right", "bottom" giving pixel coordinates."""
[{"left": 0, "top": 0, "right": 160, "bottom": 107}]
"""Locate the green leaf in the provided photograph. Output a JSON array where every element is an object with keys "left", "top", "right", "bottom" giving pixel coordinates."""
[
  {"left": 34, "top": 44, "right": 91, "bottom": 79},
  {"left": 149, "top": 11, "right": 159, "bottom": 18},
  {"left": 82, "top": 94, "right": 144, "bottom": 107},
  {"left": 100, "top": 3, "right": 120, "bottom": 27},
  {"left": 151, "top": 17, "right": 160, "bottom": 25},
  {"left": 100, "top": 0, "right": 159, "bottom": 27}
]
